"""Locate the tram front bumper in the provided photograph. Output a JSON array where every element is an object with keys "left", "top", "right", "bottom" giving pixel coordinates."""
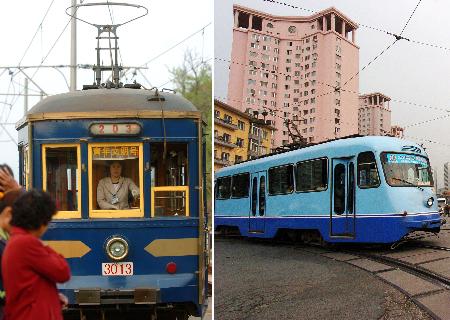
[
  {"left": 405, "top": 217, "right": 442, "bottom": 229},
  {"left": 75, "top": 288, "right": 160, "bottom": 305}
]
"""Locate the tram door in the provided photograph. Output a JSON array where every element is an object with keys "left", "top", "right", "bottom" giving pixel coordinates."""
[
  {"left": 330, "top": 158, "right": 356, "bottom": 238},
  {"left": 249, "top": 171, "right": 266, "bottom": 233}
]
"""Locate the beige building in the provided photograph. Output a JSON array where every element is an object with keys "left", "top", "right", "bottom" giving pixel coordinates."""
[
  {"left": 227, "top": 5, "right": 359, "bottom": 147},
  {"left": 358, "top": 93, "right": 391, "bottom": 136}
]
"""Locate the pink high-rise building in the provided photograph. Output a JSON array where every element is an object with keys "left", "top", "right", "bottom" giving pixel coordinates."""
[
  {"left": 227, "top": 5, "right": 359, "bottom": 148},
  {"left": 358, "top": 93, "right": 392, "bottom": 136}
]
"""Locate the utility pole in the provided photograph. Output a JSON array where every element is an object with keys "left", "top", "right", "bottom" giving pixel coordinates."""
[
  {"left": 24, "top": 78, "right": 28, "bottom": 116},
  {"left": 70, "top": 0, "right": 77, "bottom": 91}
]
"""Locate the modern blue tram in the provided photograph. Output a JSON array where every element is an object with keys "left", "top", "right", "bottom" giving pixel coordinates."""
[
  {"left": 16, "top": 87, "right": 208, "bottom": 319},
  {"left": 214, "top": 136, "right": 442, "bottom": 244}
]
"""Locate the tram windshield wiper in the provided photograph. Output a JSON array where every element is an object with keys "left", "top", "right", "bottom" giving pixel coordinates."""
[{"left": 391, "top": 177, "right": 424, "bottom": 191}]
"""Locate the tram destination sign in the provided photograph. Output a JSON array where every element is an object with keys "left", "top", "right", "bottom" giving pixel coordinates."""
[{"left": 89, "top": 123, "right": 142, "bottom": 136}]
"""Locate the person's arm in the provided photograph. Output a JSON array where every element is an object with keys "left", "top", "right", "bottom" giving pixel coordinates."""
[
  {"left": 24, "top": 237, "right": 71, "bottom": 283},
  {"left": 128, "top": 178, "right": 140, "bottom": 196},
  {"left": 0, "top": 168, "right": 20, "bottom": 192},
  {"left": 97, "top": 179, "right": 117, "bottom": 210}
]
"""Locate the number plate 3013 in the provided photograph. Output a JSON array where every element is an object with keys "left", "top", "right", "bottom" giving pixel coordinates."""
[{"left": 102, "top": 262, "right": 133, "bottom": 276}]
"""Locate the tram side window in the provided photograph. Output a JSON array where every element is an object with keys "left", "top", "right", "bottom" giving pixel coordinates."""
[
  {"left": 231, "top": 173, "right": 250, "bottom": 198},
  {"left": 44, "top": 147, "right": 78, "bottom": 211},
  {"left": 295, "top": 158, "right": 328, "bottom": 192},
  {"left": 268, "top": 164, "right": 294, "bottom": 195},
  {"left": 151, "top": 143, "right": 189, "bottom": 216},
  {"left": 216, "top": 177, "right": 231, "bottom": 199},
  {"left": 91, "top": 144, "right": 141, "bottom": 211},
  {"left": 357, "top": 152, "right": 380, "bottom": 188}
]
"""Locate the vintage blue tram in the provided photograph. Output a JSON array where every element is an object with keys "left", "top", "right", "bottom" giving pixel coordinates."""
[
  {"left": 16, "top": 87, "right": 208, "bottom": 319},
  {"left": 214, "top": 136, "right": 442, "bottom": 244}
]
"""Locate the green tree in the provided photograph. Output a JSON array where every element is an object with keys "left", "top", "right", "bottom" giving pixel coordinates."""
[{"left": 169, "top": 49, "right": 212, "bottom": 217}]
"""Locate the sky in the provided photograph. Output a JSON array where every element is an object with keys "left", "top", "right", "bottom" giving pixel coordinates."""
[
  {"left": 0, "top": 0, "right": 213, "bottom": 178},
  {"left": 214, "top": 0, "right": 450, "bottom": 189}
]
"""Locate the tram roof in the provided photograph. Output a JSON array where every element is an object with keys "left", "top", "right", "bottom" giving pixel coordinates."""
[
  {"left": 216, "top": 136, "right": 428, "bottom": 176},
  {"left": 19, "top": 88, "right": 200, "bottom": 125}
]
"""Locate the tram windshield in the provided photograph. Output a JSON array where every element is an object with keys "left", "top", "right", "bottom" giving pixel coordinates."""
[{"left": 381, "top": 153, "right": 433, "bottom": 187}]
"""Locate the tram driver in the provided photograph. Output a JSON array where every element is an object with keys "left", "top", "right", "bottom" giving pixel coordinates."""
[{"left": 97, "top": 161, "right": 140, "bottom": 210}]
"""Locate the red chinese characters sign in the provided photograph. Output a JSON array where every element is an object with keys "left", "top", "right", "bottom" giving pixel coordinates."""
[{"left": 92, "top": 146, "right": 139, "bottom": 160}]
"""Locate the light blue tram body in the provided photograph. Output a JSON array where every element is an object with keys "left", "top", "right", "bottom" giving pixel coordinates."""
[
  {"left": 16, "top": 88, "right": 208, "bottom": 318},
  {"left": 214, "top": 136, "right": 441, "bottom": 243}
]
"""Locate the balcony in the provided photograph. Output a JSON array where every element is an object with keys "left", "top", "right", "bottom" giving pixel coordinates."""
[
  {"left": 214, "top": 158, "right": 232, "bottom": 166},
  {"left": 214, "top": 118, "right": 239, "bottom": 130},
  {"left": 248, "top": 149, "right": 259, "bottom": 158},
  {"left": 249, "top": 133, "right": 261, "bottom": 141},
  {"left": 215, "top": 137, "right": 238, "bottom": 148}
]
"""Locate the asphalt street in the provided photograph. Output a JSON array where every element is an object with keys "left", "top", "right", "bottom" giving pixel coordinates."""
[{"left": 214, "top": 238, "right": 432, "bottom": 320}]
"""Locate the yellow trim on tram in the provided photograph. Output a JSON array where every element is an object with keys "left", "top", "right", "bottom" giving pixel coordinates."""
[
  {"left": 151, "top": 186, "right": 190, "bottom": 217},
  {"left": 88, "top": 142, "right": 144, "bottom": 218},
  {"left": 42, "top": 143, "right": 82, "bottom": 219}
]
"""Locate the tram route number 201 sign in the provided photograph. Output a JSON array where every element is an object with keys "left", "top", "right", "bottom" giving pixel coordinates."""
[
  {"left": 102, "top": 262, "right": 134, "bottom": 276},
  {"left": 90, "top": 123, "right": 141, "bottom": 136}
]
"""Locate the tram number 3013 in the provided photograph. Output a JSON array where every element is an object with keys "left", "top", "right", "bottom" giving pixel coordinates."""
[
  {"left": 102, "top": 262, "right": 134, "bottom": 276},
  {"left": 90, "top": 123, "right": 141, "bottom": 136}
]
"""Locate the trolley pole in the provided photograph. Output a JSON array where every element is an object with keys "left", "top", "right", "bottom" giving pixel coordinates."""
[{"left": 70, "top": 0, "right": 77, "bottom": 91}]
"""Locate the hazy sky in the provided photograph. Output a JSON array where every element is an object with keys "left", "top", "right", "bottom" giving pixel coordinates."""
[
  {"left": 215, "top": 0, "right": 450, "bottom": 188},
  {"left": 0, "top": 0, "right": 212, "bottom": 178}
]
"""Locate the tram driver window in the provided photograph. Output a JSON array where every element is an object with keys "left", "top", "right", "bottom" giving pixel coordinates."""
[
  {"left": 151, "top": 143, "right": 189, "bottom": 217},
  {"left": 91, "top": 145, "right": 141, "bottom": 211},
  {"left": 43, "top": 146, "right": 79, "bottom": 212},
  {"left": 357, "top": 152, "right": 380, "bottom": 188}
]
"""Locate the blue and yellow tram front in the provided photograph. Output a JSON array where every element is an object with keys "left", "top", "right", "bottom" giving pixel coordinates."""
[{"left": 16, "top": 88, "right": 208, "bottom": 317}]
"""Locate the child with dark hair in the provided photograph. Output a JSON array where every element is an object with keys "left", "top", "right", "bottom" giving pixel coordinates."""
[{"left": 2, "top": 190, "right": 70, "bottom": 320}]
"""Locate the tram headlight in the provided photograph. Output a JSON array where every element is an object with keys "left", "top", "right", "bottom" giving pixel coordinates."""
[
  {"left": 106, "top": 237, "right": 129, "bottom": 261},
  {"left": 426, "top": 197, "right": 434, "bottom": 207}
]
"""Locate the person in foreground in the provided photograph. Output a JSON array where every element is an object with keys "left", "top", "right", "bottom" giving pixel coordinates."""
[{"left": 2, "top": 190, "right": 70, "bottom": 320}]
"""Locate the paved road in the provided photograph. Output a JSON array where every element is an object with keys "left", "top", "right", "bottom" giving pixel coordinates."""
[{"left": 214, "top": 238, "right": 431, "bottom": 320}]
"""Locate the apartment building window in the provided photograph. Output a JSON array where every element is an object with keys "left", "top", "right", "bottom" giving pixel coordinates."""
[
  {"left": 294, "top": 89, "right": 300, "bottom": 93},
  {"left": 312, "top": 62, "right": 317, "bottom": 68},
  {"left": 310, "top": 108, "right": 316, "bottom": 113},
  {"left": 286, "top": 67, "right": 292, "bottom": 72},
  {"left": 311, "top": 89, "right": 316, "bottom": 94},
  {"left": 304, "top": 91, "right": 309, "bottom": 96},
  {"left": 287, "top": 50, "right": 292, "bottom": 55},
  {"left": 249, "top": 60, "right": 256, "bottom": 66},
  {"left": 284, "top": 93, "right": 291, "bottom": 98},
  {"left": 249, "top": 70, "right": 256, "bottom": 76},
  {"left": 304, "top": 82, "right": 309, "bottom": 88},
  {"left": 224, "top": 114, "right": 232, "bottom": 123},
  {"left": 247, "top": 88, "right": 256, "bottom": 96},
  {"left": 223, "top": 133, "right": 231, "bottom": 142},
  {"left": 260, "top": 81, "right": 268, "bottom": 87},
  {"left": 263, "top": 35, "right": 271, "bottom": 42},
  {"left": 248, "top": 79, "right": 256, "bottom": 85},
  {"left": 262, "top": 54, "right": 270, "bottom": 61},
  {"left": 236, "top": 138, "right": 244, "bottom": 147},
  {"left": 261, "top": 72, "right": 269, "bottom": 79},
  {"left": 336, "top": 54, "right": 341, "bottom": 61},
  {"left": 305, "top": 38, "right": 310, "bottom": 43},
  {"left": 336, "top": 72, "right": 341, "bottom": 79},
  {"left": 305, "top": 55, "right": 310, "bottom": 61},
  {"left": 302, "top": 128, "right": 307, "bottom": 133},
  {"left": 309, "top": 127, "right": 314, "bottom": 132},
  {"left": 271, "top": 101, "right": 276, "bottom": 107},
  {"left": 272, "top": 74, "right": 278, "bottom": 80},
  {"left": 294, "top": 71, "right": 300, "bottom": 76},
  {"left": 304, "top": 100, "right": 309, "bottom": 105},
  {"left": 336, "top": 63, "right": 341, "bottom": 70},
  {"left": 306, "top": 47, "right": 310, "bottom": 51},
  {"left": 285, "top": 76, "right": 291, "bottom": 81},
  {"left": 275, "top": 39, "right": 280, "bottom": 44},
  {"left": 311, "top": 80, "right": 316, "bottom": 86},
  {"left": 273, "top": 57, "right": 278, "bottom": 62},
  {"left": 274, "top": 48, "right": 279, "bottom": 54},
  {"left": 295, "top": 63, "right": 301, "bottom": 67},
  {"left": 221, "top": 152, "right": 230, "bottom": 161},
  {"left": 272, "top": 83, "right": 277, "bottom": 89},
  {"left": 294, "top": 80, "right": 300, "bottom": 85},
  {"left": 262, "top": 45, "right": 269, "bottom": 51},
  {"left": 310, "top": 98, "right": 315, "bottom": 104},
  {"left": 335, "top": 127, "right": 340, "bottom": 133},
  {"left": 283, "top": 102, "right": 290, "bottom": 108},
  {"left": 251, "top": 34, "right": 260, "bottom": 41},
  {"left": 285, "top": 85, "right": 290, "bottom": 90},
  {"left": 250, "top": 42, "right": 258, "bottom": 49},
  {"left": 286, "top": 58, "right": 291, "bottom": 63}
]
